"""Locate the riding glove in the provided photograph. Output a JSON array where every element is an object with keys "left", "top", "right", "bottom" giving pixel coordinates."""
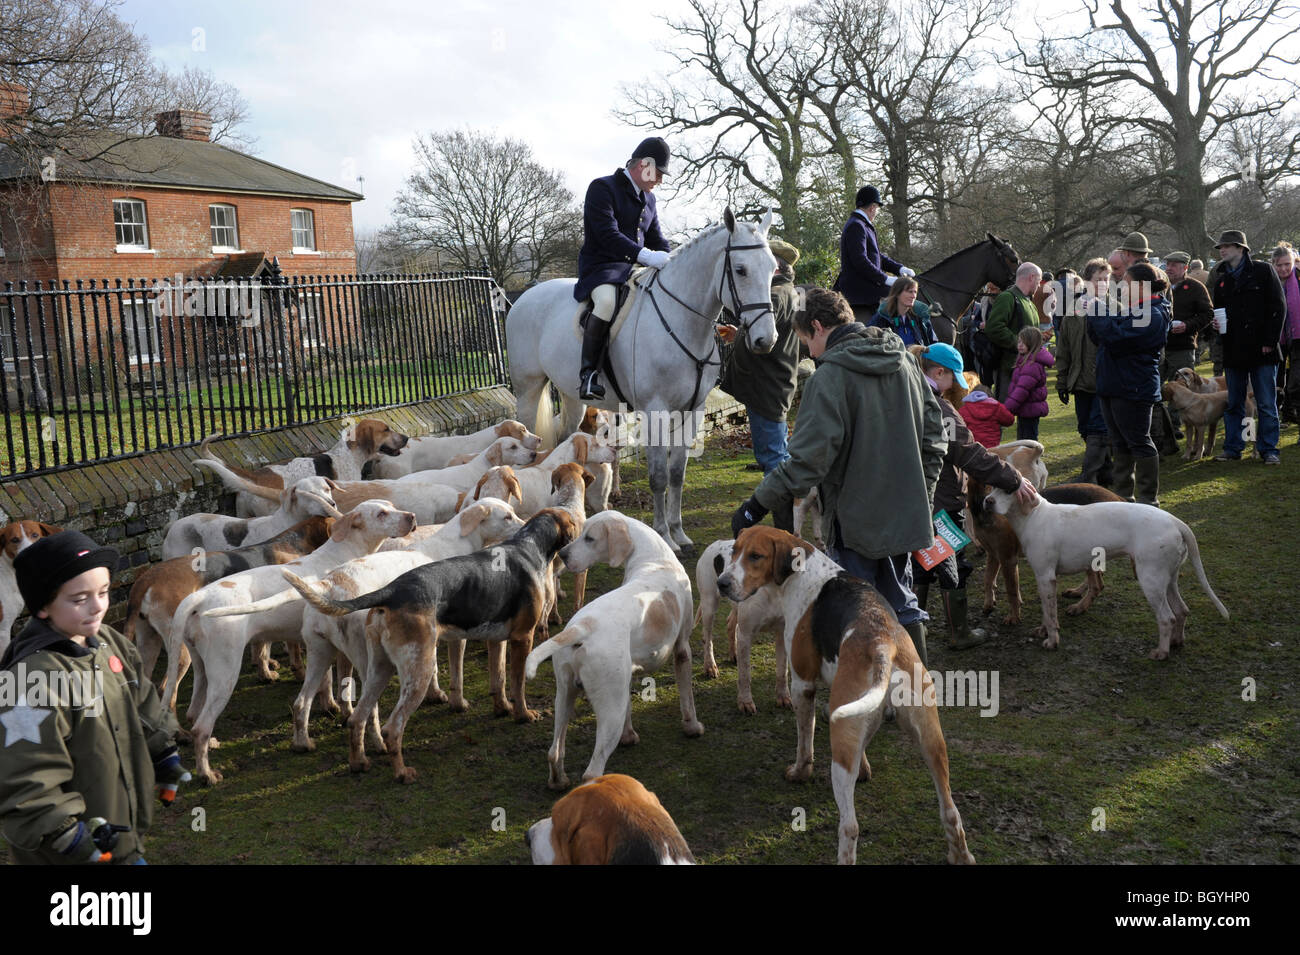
[
  {"left": 731, "top": 496, "right": 768, "bottom": 537},
  {"left": 638, "top": 249, "right": 671, "bottom": 269}
]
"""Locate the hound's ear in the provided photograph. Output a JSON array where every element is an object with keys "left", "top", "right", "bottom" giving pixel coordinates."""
[
  {"left": 474, "top": 470, "right": 492, "bottom": 501},
  {"left": 581, "top": 467, "right": 595, "bottom": 488},
  {"left": 487, "top": 443, "right": 503, "bottom": 466},
  {"left": 773, "top": 539, "right": 798, "bottom": 585},
  {"left": 550, "top": 468, "right": 564, "bottom": 493},
  {"left": 288, "top": 487, "right": 299, "bottom": 510},
  {"left": 460, "top": 504, "right": 488, "bottom": 536},
  {"left": 507, "top": 473, "right": 523, "bottom": 506},
  {"left": 455, "top": 491, "right": 467, "bottom": 511},
  {"left": 760, "top": 207, "right": 773, "bottom": 235},
  {"left": 1017, "top": 493, "right": 1039, "bottom": 517},
  {"left": 723, "top": 206, "right": 736, "bottom": 233},
  {"left": 356, "top": 422, "right": 378, "bottom": 456},
  {"left": 38, "top": 522, "right": 60, "bottom": 536},
  {"left": 605, "top": 518, "right": 634, "bottom": 568},
  {"left": 325, "top": 478, "right": 341, "bottom": 491},
  {"left": 571, "top": 434, "right": 589, "bottom": 465}
]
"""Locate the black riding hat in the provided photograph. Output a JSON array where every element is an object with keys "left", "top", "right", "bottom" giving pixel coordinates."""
[{"left": 631, "top": 137, "right": 671, "bottom": 176}]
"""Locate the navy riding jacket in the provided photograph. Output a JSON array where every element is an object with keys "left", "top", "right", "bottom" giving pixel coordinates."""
[
  {"left": 575, "top": 169, "right": 670, "bottom": 303},
  {"left": 832, "top": 209, "right": 903, "bottom": 308}
]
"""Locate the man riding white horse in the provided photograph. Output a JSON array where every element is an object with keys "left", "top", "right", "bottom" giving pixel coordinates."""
[{"left": 575, "top": 136, "right": 674, "bottom": 400}]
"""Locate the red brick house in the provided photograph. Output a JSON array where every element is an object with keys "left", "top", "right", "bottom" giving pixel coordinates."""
[{"left": 0, "top": 99, "right": 362, "bottom": 386}]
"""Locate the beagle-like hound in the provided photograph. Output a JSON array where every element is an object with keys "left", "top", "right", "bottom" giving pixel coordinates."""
[
  {"left": 694, "top": 538, "right": 790, "bottom": 713},
  {"left": 125, "top": 515, "right": 335, "bottom": 710},
  {"left": 161, "top": 476, "right": 340, "bottom": 560},
  {"left": 169, "top": 500, "right": 417, "bottom": 784},
  {"left": 284, "top": 508, "right": 579, "bottom": 782},
  {"left": 525, "top": 511, "right": 703, "bottom": 790},
  {"left": 369, "top": 418, "right": 541, "bottom": 479},
  {"left": 527, "top": 774, "right": 694, "bottom": 865},
  {"left": 199, "top": 419, "right": 409, "bottom": 518},
  {"left": 717, "top": 526, "right": 976, "bottom": 866},
  {"left": 0, "top": 520, "right": 61, "bottom": 648},
  {"left": 984, "top": 488, "right": 1229, "bottom": 659}
]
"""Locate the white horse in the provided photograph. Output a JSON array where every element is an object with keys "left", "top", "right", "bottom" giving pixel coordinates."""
[{"left": 507, "top": 208, "right": 778, "bottom": 553}]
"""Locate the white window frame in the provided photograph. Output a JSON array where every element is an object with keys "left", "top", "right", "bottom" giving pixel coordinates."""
[
  {"left": 291, "top": 208, "right": 317, "bottom": 253},
  {"left": 113, "top": 198, "right": 151, "bottom": 252},
  {"left": 297, "top": 291, "right": 324, "bottom": 348},
  {"left": 210, "top": 203, "right": 241, "bottom": 252},
  {"left": 122, "top": 298, "right": 161, "bottom": 365}
]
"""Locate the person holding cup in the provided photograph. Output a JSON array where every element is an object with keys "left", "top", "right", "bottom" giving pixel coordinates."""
[{"left": 1209, "top": 230, "right": 1287, "bottom": 464}]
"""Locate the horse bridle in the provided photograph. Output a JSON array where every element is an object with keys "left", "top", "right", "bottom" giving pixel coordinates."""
[{"left": 641, "top": 235, "right": 774, "bottom": 410}]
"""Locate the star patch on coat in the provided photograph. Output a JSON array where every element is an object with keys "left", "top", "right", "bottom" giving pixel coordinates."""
[{"left": 2, "top": 696, "right": 53, "bottom": 747}]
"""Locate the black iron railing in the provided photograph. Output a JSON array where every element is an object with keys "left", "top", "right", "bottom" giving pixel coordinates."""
[{"left": 0, "top": 267, "right": 510, "bottom": 477}]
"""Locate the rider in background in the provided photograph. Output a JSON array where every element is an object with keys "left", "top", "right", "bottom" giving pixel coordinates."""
[
  {"left": 573, "top": 137, "right": 674, "bottom": 401},
  {"left": 832, "top": 185, "right": 915, "bottom": 323}
]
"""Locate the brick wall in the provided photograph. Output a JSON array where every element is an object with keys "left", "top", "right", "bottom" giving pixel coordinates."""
[{"left": 47, "top": 182, "right": 356, "bottom": 281}]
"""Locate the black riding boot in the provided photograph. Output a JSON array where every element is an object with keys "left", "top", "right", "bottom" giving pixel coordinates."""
[{"left": 579, "top": 316, "right": 611, "bottom": 400}]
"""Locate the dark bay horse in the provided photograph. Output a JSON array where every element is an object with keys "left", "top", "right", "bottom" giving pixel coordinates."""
[{"left": 917, "top": 233, "right": 1020, "bottom": 344}]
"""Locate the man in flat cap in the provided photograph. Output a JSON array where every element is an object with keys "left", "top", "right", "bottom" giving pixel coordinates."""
[
  {"left": 1162, "top": 251, "right": 1214, "bottom": 434},
  {"left": 718, "top": 238, "right": 805, "bottom": 472},
  {"left": 1210, "top": 230, "right": 1286, "bottom": 463},
  {"left": 832, "top": 185, "right": 915, "bottom": 322},
  {"left": 574, "top": 136, "right": 674, "bottom": 400}
]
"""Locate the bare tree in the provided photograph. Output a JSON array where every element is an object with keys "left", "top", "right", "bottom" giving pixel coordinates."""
[
  {"left": 1016, "top": 0, "right": 1300, "bottom": 259},
  {"left": 807, "top": 0, "right": 1012, "bottom": 260},
  {"left": 617, "top": 0, "right": 834, "bottom": 246},
  {"left": 143, "top": 65, "right": 256, "bottom": 151},
  {"left": 387, "top": 129, "right": 581, "bottom": 289},
  {"left": 1, "top": 0, "right": 256, "bottom": 264}
]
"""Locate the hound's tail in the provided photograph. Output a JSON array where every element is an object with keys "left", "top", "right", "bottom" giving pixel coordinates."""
[
  {"left": 202, "top": 586, "right": 305, "bottom": 618},
  {"left": 282, "top": 569, "right": 396, "bottom": 618},
  {"left": 1178, "top": 520, "right": 1229, "bottom": 619},
  {"left": 829, "top": 645, "right": 895, "bottom": 723},
  {"left": 198, "top": 433, "right": 225, "bottom": 461},
  {"left": 524, "top": 623, "right": 586, "bottom": 680},
  {"left": 192, "top": 457, "right": 282, "bottom": 502}
]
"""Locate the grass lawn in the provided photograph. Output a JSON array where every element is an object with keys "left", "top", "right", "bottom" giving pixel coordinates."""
[{"left": 20, "top": 361, "right": 1297, "bottom": 866}]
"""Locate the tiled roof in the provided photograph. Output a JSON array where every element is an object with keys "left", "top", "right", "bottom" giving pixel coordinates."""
[{"left": 0, "top": 133, "right": 362, "bottom": 201}]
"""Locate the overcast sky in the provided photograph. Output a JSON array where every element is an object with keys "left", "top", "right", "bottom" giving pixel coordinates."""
[{"left": 122, "top": 0, "right": 1071, "bottom": 236}]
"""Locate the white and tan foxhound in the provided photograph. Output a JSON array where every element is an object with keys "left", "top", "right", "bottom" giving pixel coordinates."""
[{"left": 716, "top": 526, "right": 976, "bottom": 866}]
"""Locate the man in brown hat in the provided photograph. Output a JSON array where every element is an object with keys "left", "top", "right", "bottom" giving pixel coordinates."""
[
  {"left": 1162, "top": 251, "right": 1214, "bottom": 433},
  {"left": 1210, "top": 230, "right": 1285, "bottom": 463},
  {"left": 1114, "top": 232, "right": 1177, "bottom": 454},
  {"left": 718, "top": 237, "right": 804, "bottom": 472}
]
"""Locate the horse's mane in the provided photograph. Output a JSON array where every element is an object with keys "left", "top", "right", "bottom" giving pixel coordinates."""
[
  {"left": 924, "top": 235, "right": 1006, "bottom": 272},
  {"left": 670, "top": 219, "right": 744, "bottom": 259}
]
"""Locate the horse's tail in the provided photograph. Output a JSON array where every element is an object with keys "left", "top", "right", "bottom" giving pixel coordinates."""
[{"left": 534, "top": 386, "right": 557, "bottom": 450}]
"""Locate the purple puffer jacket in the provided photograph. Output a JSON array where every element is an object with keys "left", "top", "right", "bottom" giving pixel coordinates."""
[{"left": 1004, "top": 347, "right": 1056, "bottom": 418}]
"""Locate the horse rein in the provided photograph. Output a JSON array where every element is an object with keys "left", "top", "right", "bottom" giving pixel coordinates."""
[{"left": 640, "top": 235, "right": 774, "bottom": 410}]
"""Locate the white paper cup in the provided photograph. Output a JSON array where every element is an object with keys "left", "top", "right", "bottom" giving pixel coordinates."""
[{"left": 1214, "top": 308, "right": 1227, "bottom": 334}]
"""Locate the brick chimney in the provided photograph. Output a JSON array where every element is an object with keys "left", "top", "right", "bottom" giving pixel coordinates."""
[
  {"left": 0, "top": 83, "right": 31, "bottom": 139},
  {"left": 154, "top": 109, "right": 213, "bottom": 142}
]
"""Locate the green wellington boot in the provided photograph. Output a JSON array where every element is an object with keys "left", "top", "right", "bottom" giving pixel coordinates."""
[
  {"left": 943, "top": 588, "right": 988, "bottom": 650},
  {"left": 902, "top": 620, "right": 929, "bottom": 669},
  {"left": 1134, "top": 455, "right": 1160, "bottom": 508}
]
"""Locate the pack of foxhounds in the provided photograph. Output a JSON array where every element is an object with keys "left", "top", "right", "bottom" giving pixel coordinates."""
[{"left": 0, "top": 405, "right": 1228, "bottom": 866}]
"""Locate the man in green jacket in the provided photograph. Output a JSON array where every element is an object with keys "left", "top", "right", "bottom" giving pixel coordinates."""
[
  {"left": 732, "top": 287, "right": 947, "bottom": 664},
  {"left": 0, "top": 531, "right": 184, "bottom": 865},
  {"left": 718, "top": 237, "right": 804, "bottom": 473},
  {"left": 984, "top": 262, "right": 1043, "bottom": 400}
]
